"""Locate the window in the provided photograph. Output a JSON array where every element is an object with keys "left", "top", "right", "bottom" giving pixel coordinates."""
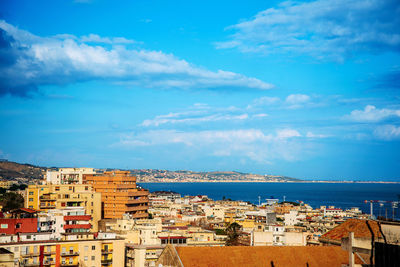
[
  {"left": 55, "top": 187, "right": 60, "bottom": 191},
  {"left": 84, "top": 246, "right": 88, "bottom": 252},
  {"left": 29, "top": 198, "right": 33, "bottom": 202},
  {"left": 61, "top": 202, "right": 66, "bottom": 207},
  {"left": 91, "top": 256, "right": 95, "bottom": 261},
  {"left": 1, "top": 224, "right": 8, "bottom": 229},
  {"left": 29, "top": 191, "right": 34, "bottom": 195},
  {"left": 84, "top": 256, "right": 88, "bottom": 261},
  {"left": 92, "top": 245, "right": 96, "bottom": 250},
  {"left": 85, "top": 186, "right": 88, "bottom": 191}
]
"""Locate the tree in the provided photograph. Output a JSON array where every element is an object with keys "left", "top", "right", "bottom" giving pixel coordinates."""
[
  {"left": 1, "top": 192, "right": 24, "bottom": 212},
  {"left": 225, "top": 222, "right": 242, "bottom": 246}
]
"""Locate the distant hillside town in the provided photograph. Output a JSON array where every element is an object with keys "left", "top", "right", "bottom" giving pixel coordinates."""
[{"left": 0, "top": 160, "right": 300, "bottom": 184}]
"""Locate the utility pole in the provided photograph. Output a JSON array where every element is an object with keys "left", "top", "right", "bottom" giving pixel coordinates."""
[{"left": 370, "top": 201, "right": 373, "bottom": 218}]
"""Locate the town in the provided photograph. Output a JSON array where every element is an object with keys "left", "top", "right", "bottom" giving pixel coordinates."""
[{"left": 0, "top": 167, "right": 399, "bottom": 266}]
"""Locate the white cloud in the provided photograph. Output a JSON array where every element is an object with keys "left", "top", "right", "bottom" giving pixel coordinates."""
[
  {"left": 276, "top": 129, "right": 301, "bottom": 139},
  {"left": 216, "top": 0, "right": 400, "bottom": 60},
  {"left": 285, "top": 94, "right": 311, "bottom": 109},
  {"left": 373, "top": 125, "right": 400, "bottom": 140},
  {"left": 80, "top": 34, "right": 136, "bottom": 44},
  {"left": 346, "top": 105, "right": 400, "bottom": 122},
  {"left": 247, "top": 96, "right": 280, "bottom": 109},
  {"left": 115, "top": 128, "right": 308, "bottom": 163},
  {"left": 285, "top": 94, "right": 310, "bottom": 104},
  {"left": 306, "top": 132, "right": 330, "bottom": 138},
  {"left": 141, "top": 112, "right": 249, "bottom": 127},
  {"left": 0, "top": 20, "right": 273, "bottom": 96},
  {"left": 252, "top": 113, "right": 268, "bottom": 118}
]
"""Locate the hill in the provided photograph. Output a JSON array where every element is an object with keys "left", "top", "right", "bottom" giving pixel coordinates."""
[{"left": 0, "top": 160, "right": 45, "bottom": 181}]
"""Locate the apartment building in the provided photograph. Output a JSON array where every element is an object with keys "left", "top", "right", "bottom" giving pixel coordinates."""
[
  {"left": 84, "top": 171, "right": 149, "bottom": 219},
  {"left": 25, "top": 184, "right": 101, "bottom": 232},
  {"left": 0, "top": 233, "right": 124, "bottom": 267},
  {"left": 45, "top": 168, "right": 96, "bottom": 184}
]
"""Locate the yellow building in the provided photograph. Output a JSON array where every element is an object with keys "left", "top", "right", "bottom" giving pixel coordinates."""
[
  {"left": 0, "top": 180, "right": 14, "bottom": 189},
  {"left": 0, "top": 234, "right": 124, "bottom": 267},
  {"left": 25, "top": 184, "right": 101, "bottom": 232}
]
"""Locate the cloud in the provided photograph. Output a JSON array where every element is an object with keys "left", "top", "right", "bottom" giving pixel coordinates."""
[
  {"left": 80, "top": 34, "right": 136, "bottom": 44},
  {"left": 252, "top": 113, "right": 268, "bottom": 118},
  {"left": 115, "top": 128, "right": 309, "bottom": 163},
  {"left": 216, "top": 0, "right": 400, "bottom": 61},
  {"left": 346, "top": 105, "right": 400, "bottom": 122},
  {"left": 0, "top": 20, "right": 273, "bottom": 96},
  {"left": 248, "top": 94, "right": 314, "bottom": 110},
  {"left": 276, "top": 129, "right": 301, "bottom": 139},
  {"left": 141, "top": 112, "right": 249, "bottom": 127},
  {"left": 373, "top": 125, "right": 400, "bottom": 140},
  {"left": 247, "top": 96, "right": 280, "bottom": 109},
  {"left": 306, "top": 132, "right": 330, "bottom": 138},
  {"left": 285, "top": 94, "right": 311, "bottom": 109}
]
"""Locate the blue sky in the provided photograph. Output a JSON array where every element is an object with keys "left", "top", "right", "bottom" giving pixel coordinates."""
[{"left": 0, "top": 0, "right": 399, "bottom": 180}]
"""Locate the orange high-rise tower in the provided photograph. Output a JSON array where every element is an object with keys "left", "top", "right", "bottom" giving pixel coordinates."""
[{"left": 84, "top": 171, "right": 149, "bottom": 219}]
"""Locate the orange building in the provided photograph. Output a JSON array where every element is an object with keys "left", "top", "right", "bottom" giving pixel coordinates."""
[{"left": 84, "top": 171, "right": 149, "bottom": 219}]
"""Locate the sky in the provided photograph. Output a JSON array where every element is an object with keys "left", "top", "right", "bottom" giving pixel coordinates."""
[{"left": 0, "top": 0, "right": 399, "bottom": 181}]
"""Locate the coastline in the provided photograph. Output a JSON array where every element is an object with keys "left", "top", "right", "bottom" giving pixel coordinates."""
[{"left": 138, "top": 180, "right": 400, "bottom": 184}]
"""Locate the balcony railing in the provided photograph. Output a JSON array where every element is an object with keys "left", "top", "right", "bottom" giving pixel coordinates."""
[
  {"left": 126, "top": 205, "right": 149, "bottom": 212},
  {"left": 61, "top": 251, "right": 79, "bottom": 256},
  {"left": 101, "top": 249, "right": 113, "bottom": 254},
  {"left": 64, "top": 215, "right": 91, "bottom": 221},
  {"left": 63, "top": 223, "right": 91, "bottom": 230}
]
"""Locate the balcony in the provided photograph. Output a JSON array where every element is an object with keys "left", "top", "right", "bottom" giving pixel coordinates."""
[
  {"left": 101, "top": 259, "right": 112, "bottom": 265},
  {"left": 126, "top": 205, "right": 148, "bottom": 212},
  {"left": 21, "top": 252, "right": 40, "bottom": 257},
  {"left": 61, "top": 251, "right": 79, "bottom": 256},
  {"left": 39, "top": 204, "right": 56, "bottom": 209},
  {"left": 63, "top": 223, "right": 91, "bottom": 230},
  {"left": 40, "top": 196, "right": 56, "bottom": 201},
  {"left": 101, "top": 249, "right": 113, "bottom": 254},
  {"left": 64, "top": 215, "right": 91, "bottom": 221},
  {"left": 127, "top": 198, "right": 149, "bottom": 204}
]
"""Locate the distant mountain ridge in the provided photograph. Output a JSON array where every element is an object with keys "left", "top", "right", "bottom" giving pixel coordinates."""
[
  {"left": 0, "top": 160, "right": 301, "bottom": 183},
  {"left": 0, "top": 160, "right": 45, "bottom": 180},
  {"left": 131, "top": 169, "right": 301, "bottom": 182}
]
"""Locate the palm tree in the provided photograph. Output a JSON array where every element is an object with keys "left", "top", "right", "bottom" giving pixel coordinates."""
[{"left": 225, "top": 222, "right": 242, "bottom": 246}]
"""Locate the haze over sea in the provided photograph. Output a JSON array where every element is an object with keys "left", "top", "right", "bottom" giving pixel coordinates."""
[{"left": 141, "top": 182, "right": 400, "bottom": 220}]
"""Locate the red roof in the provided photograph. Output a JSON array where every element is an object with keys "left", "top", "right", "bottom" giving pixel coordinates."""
[
  {"left": 169, "top": 246, "right": 364, "bottom": 267},
  {"left": 320, "top": 219, "right": 381, "bottom": 243},
  {"left": 14, "top": 208, "right": 37, "bottom": 213}
]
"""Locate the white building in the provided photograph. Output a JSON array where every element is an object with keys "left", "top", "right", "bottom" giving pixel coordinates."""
[{"left": 45, "top": 168, "right": 96, "bottom": 184}]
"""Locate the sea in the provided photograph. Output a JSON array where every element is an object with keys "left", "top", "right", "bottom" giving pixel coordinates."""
[{"left": 139, "top": 182, "right": 400, "bottom": 220}]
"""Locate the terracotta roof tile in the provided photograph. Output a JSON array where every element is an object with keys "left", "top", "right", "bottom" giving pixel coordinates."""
[
  {"left": 320, "top": 219, "right": 381, "bottom": 243},
  {"left": 175, "top": 246, "right": 351, "bottom": 267}
]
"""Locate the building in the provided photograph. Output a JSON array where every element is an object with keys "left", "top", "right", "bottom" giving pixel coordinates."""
[
  {"left": 45, "top": 168, "right": 96, "bottom": 185},
  {"left": 0, "top": 232, "right": 124, "bottom": 267},
  {"left": 0, "top": 248, "right": 13, "bottom": 267},
  {"left": 319, "top": 219, "right": 383, "bottom": 246},
  {"left": 0, "top": 180, "right": 15, "bottom": 189},
  {"left": 0, "top": 208, "right": 38, "bottom": 235},
  {"left": 84, "top": 171, "right": 149, "bottom": 219},
  {"left": 156, "top": 245, "right": 361, "bottom": 267},
  {"left": 25, "top": 184, "right": 101, "bottom": 232}
]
